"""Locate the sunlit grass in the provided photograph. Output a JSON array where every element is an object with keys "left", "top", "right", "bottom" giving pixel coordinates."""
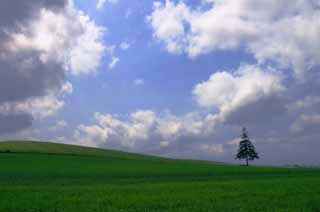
[{"left": 0, "top": 141, "right": 319, "bottom": 211}]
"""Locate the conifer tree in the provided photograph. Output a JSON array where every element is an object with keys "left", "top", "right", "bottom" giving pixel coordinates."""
[{"left": 236, "top": 128, "right": 259, "bottom": 166}]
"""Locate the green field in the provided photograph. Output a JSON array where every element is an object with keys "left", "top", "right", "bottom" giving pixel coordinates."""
[{"left": 0, "top": 141, "right": 319, "bottom": 212}]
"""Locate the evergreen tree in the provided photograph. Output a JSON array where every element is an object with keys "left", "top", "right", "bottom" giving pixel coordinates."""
[{"left": 236, "top": 128, "right": 259, "bottom": 166}]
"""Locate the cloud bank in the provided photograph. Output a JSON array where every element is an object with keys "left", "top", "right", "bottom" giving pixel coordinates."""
[
  {"left": 148, "top": 0, "right": 320, "bottom": 79},
  {"left": 0, "top": 0, "right": 105, "bottom": 134}
]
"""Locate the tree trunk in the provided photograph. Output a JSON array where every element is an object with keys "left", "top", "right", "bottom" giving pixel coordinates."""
[{"left": 246, "top": 157, "right": 249, "bottom": 166}]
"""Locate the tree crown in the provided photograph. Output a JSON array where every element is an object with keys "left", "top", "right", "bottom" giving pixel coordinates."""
[{"left": 236, "top": 128, "right": 259, "bottom": 161}]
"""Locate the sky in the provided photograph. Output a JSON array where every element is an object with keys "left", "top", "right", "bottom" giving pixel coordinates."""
[{"left": 0, "top": 0, "right": 320, "bottom": 166}]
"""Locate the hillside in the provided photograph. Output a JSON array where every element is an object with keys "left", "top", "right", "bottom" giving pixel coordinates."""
[
  {"left": 0, "top": 141, "right": 162, "bottom": 160},
  {"left": 0, "top": 141, "right": 320, "bottom": 211}
]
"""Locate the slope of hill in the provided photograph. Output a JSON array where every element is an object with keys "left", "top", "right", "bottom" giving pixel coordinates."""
[
  {"left": 0, "top": 141, "right": 319, "bottom": 211},
  {"left": 0, "top": 140, "right": 162, "bottom": 160}
]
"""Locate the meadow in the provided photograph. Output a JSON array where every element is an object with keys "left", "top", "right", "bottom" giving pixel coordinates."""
[{"left": 0, "top": 141, "right": 319, "bottom": 212}]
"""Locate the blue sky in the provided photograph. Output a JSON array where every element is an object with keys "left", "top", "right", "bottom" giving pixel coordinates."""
[
  {"left": 1, "top": 0, "right": 320, "bottom": 166},
  {"left": 70, "top": 0, "right": 254, "bottom": 115}
]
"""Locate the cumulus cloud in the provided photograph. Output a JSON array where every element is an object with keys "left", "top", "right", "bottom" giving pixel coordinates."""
[
  {"left": 15, "top": 82, "right": 73, "bottom": 119},
  {"left": 0, "top": 81, "right": 73, "bottom": 120},
  {"left": 148, "top": 0, "right": 320, "bottom": 79},
  {"left": 0, "top": 0, "right": 105, "bottom": 134},
  {"left": 148, "top": 1, "right": 190, "bottom": 54},
  {"left": 190, "top": 65, "right": 320, "bottom": 165},
  {"left": 68, "top": 13, "right": 106, "bottom": 75},
  {"left": 74, "top": 110, "right": 220, "bottom": 155},
  {"left": 7, "top": 3, "right": 106, "bottom": 76},
  {"left": 193, "top": 65, "right": 285, "bottom": 123}
]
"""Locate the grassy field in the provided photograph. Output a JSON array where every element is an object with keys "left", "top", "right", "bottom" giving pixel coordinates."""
[{"left": 0, "top": 141, "right": 319, "bottom": 211}]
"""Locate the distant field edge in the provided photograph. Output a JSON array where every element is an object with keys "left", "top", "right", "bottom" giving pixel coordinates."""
[{"left": 0, "top": 140, "right": 168, "bottom": 161}]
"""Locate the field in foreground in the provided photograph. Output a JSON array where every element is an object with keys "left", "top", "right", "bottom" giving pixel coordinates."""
[{"left": 0, "top": 141, "right": 319, "bottom": 212}]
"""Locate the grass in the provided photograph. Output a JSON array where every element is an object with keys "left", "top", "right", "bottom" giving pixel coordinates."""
[
  {"left": 0, "top": 141, "right": 161, "bottom": 160},
  {"left": 0, "top": 141, "right": 319, "bottom": 211}
]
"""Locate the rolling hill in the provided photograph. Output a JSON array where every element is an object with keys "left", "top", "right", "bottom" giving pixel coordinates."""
[
  {"left": 0, "top": 140, "right": 163, "bottom": 160},
  {"left": 0, "top": 140, "right": 319, "bottom": 211}
]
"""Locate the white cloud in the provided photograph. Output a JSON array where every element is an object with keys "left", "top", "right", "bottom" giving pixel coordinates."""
[
  {"left": 134, "top": 79, "right": 144, "bottom": 86},
  {"left": 0, "top": 0, "right": 108, "bottom": 134},
  {"left": 60, "top": 81, "right": 74, "bottom": 96},
  {"left": 97, "top": 0, "right": 106, "bottom": 9},
  {"left": 10, "top": 3, "right": 106, "bottom": 76},
  {"left": 68, "top": 13, "right": 106, "bottom": 75},
  {"left": 75, "top": 110, "right": 155, "bottom": 147},
  {"left": 105, "top": 41, "right": 131, "bottom": 70},
  {"left": 0, "top": 81, "right": 73, "bottom": 121},
  {"left": 76, "top": 124, "right": 109, "bottom": 147},
  {"left": 120, "top": 41, "right": 131, "bottom": 50},
  {"left": 106, "top": 45, "right": 122, "bottom": 70},
  {"left": 147, "top": 0, "right": 191, "bottom": 54},
  {"left": 193, "top": 65, "right": 284, "bottom": 121},
  {"left": 74, "top": 110, "right": 218, "bottom": 149},
  {"left": 109, "top": 56, "right": 119, "bottom": 69},
  {"left": 148, "top": 0, "right": 320, "bottom": 79},
  {"left": 14, "top": 81, "right": 73, "bottom": 119},
  {"left": 97, "top": 0, "right": 118, "bottom": 10}
]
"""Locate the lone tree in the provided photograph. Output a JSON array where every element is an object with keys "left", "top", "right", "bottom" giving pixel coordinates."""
[{"left": 236, "top": 128, "right": 259, "bottom": 166}]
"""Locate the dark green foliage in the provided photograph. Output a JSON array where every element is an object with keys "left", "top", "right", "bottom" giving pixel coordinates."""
[{"left": 236, "top": 128, "right": 259, "bottom": 166}]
